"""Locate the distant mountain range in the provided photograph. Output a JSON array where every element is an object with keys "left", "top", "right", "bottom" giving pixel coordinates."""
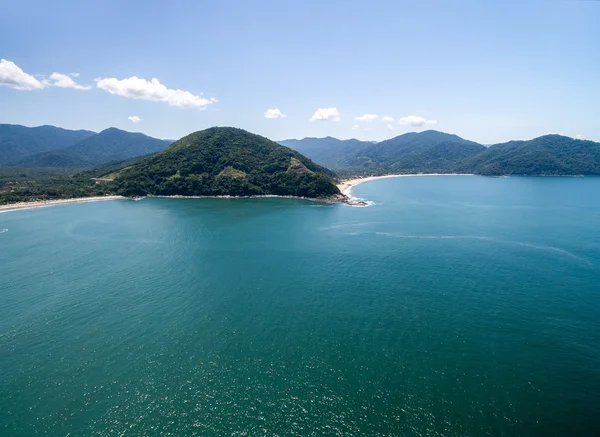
[
  {"left": 2, "top": 124, "right": 600, "bottom": 178},
  {"left": 0, "top": 124, "right": 95, "bottom": 166},
  {"left": 281, "top": 131, "right": 600, "bottom": 176},
  {"left": 0, "top": 124, "right": 171, "bottom": 168}
]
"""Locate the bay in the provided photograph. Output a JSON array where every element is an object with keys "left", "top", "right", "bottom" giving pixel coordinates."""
[{"left": 1, "top": 176, "right": 599, "bottom": 436}]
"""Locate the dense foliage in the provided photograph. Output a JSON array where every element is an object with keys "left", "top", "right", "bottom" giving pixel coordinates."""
[
  {"left": 3, "top": 127, "right": 600, "bottom": 206},
  {"left": 112, "top": 127, "right": 340, "bottom": 198},
  {"left": 283, "top": 130, "right": 485, "bottom": 175},
  {"left": 0, "top": 167, "right": 112, "bottom": 204},
  {"left": 455, "top": 135, "right": 600, "bottom": 175},
  {"left": 0, "top": 124, "right": 95, "bottom": 166},
  {"left": 284, "top": 131, "right": 600, "bottom": 177},
  {"left": 280, "top": 137, "right": 375, "bottom": 170},
  {"left": 11, "top": 128, "right": 171, "bottom": 168}
]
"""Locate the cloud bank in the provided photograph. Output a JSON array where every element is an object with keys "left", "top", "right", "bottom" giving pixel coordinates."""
[
  {"left": 355, "top": 114, "right": 378, "bottom": 122},
  {"left": 95, "top": 76, "right": 215, "bottom": 109},
  {"left": 0, "top": 59, "right": 45, "bottom": 90},
  {"left": 264, "top": 108, "right": 286, "bottom": 119},
  {"left": 47, "top": 72, "right": 91, "bottom": 90},
  {"left": 310, "top": 107, "right": 341, "bottom": 122},
  {"left": 398, "top": 115, "right": 437, "bottom": 127}
]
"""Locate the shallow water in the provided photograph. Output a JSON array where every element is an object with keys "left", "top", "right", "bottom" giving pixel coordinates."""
[{"left": 1, "top": 176, "right": 599, "bottom": 436}]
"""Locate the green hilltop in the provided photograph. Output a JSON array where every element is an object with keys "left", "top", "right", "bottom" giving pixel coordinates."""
[{"left": 111, "top": 127, "right": 340, "bottom": 198}]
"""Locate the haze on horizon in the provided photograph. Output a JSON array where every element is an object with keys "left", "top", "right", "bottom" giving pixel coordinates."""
[{"left": 1, "top": 0, "right": 598, "bottom": 144}]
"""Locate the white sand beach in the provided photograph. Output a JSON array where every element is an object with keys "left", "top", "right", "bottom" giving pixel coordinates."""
[
  {"left": 337, "top": 173, "right": 475, "bottom": 194},
  {"left": 0, "top": 195, "right": 125, "bottom": 213}
]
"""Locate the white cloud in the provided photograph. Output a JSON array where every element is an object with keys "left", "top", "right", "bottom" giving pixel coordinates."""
[
  {"left": 387, "top": 124, "right": 395, "bottom": 131},
  {"left": 381, "top": 116, "right": 394, "bottom": 122},
  {"left": 95, "top": 76, "right": 215, "bottom": 109},
  {"left": 47, "top": 72, "right": 91, "bottom": 90},
  {"left": 352, "top": 124, "right": 359, "bottom": 130},
  {"left": 0, "top": 59, "right": 45, "bottom": 90},
  {"left": 398, "top": 115, "right": 437, "bottom": 127},
  {"left": 264, "top": 108, "right": 286, "bottom": 119},
  {"left": 128, "top": 116, "right": 142, "bottom": 123},
  {"left": 574, "top": 134, "right": 585, "bottom": 140},
  {"left": 355, "top": 113, "right": 378, "bottom": 122},
  {"left": 310, "top": 107, "right": 341, "bottom": 122},
  {"left": 70, "top": 72, "right": 80, "bottom": 77}
]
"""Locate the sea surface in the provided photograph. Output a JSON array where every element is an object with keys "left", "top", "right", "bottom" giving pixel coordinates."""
[{"left": 1, "top": 176, "right": 600, "bottom": 436}]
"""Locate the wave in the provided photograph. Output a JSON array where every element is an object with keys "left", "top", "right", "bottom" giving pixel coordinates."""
[
  {"left": 373, "top": 232, "right": 587, "bottom": 262},
  {"left": 374, "top": 232, "right": 493, "bottom": 241},
  {"left": 0, "top": 229, "right": 7, "bottom": 234},
  {"left": 320, "top": 222, "right": 380, "bottom": 231}
]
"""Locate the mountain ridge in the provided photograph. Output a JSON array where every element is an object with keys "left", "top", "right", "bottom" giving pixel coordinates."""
[
  {"left": 1, "top": 125, "right": 171, "bottom": 169},
  {"left": 0, "top": 124, "right": 96, "bottom": 166}
]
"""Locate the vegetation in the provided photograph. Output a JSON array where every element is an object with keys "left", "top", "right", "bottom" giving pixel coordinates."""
[
  {"left": 3, "top": 126, "right": 600, "bottom": 206},
  {"left": 11, "top": 128, "right": 171, "bottom": 168},
  {"left": 111, "top": 127, "right": 340, "bottom": 198},
  {"left": 0, "top": 167, "right": 112, "bottom": 204},
  {"left": 282, "top": 130, "right": 485, "bottom": 175},
  {"left": 0, "top": 124, "right": 94, "bottom": 166},
  {"left": 283, "top": 131, "right": 600, "bottom": 177},
  {"left": 455, "top": 135, "right": 600, "bottom": 175},
  {"left": 279, "top": 137, "right": 374, "bottom": 170}
]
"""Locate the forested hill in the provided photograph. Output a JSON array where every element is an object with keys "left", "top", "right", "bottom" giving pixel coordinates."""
[
  {"left": 279, "top": 137, "right": 374, "bottom": 170},
  {"left": 282, "top": 130, "right": 485, "bottom": 175},
  {"left": 0, "top": 124, "right": 95, "bottom": 166},
  {"left": 283, "top": 131, "right": 600, "bottom": 176},
  {"left": 13, "top": 128, "right": 172, "bottom": 168},
  {"left": 455, "top": 135, "right": 600, "bottom": 175},
  {"left": 111, "top": 127, "right": 340, "bottom": 198}
]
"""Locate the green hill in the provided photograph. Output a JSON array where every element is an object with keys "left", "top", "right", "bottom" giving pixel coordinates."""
[
  {"left": 13, "top": 128, "right": 171, "bottom": 169},
  {"left": 0, "top": 124, "right": 95, "bottom": 166},
  {"left": 456, "top": 135, "right": 600, "bottom": 175},
  {"left": 111, "top": 127, "right": 340, "bottom": 198},
  {"left": 279, "top": 137, "right": 374, "bottom": 170},
  {"left": 282, "top": 131, "right": 485, "bottom": 175}
]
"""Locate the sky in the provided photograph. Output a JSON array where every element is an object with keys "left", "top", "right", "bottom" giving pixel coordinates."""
[{"left": 1, "top": 0, "right": 599, "bottom": 144}]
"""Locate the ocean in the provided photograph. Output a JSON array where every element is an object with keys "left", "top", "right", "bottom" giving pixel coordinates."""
[{"left": 1, "top": 175, "right": 599, "bottom": 436}]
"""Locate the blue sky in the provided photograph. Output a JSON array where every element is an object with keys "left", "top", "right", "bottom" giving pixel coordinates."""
[{"left": 1, "top": 0, "right": 598, "bottom": 144}]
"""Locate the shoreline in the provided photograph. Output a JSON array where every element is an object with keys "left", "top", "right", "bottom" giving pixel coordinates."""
[
  {"left": 0, "top": 196, "right": 126, "bottom": 214},
  {"left": 147, "top": 193, "right": 351, "bottom": 204},
  {"left": 337, "top": 173, "right": 475, "bottom": 194},
  {"left": 0, "top": 174, "right": 480, "bottom": 213}
]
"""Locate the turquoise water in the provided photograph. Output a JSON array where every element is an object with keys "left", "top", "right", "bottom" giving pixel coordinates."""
[{"left": 1, "top": 176, "right": 600, "bottom": 436}]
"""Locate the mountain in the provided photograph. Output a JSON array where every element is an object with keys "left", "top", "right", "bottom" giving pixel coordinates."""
[
  {"left": 111, "top": 127, "right": 340, "bottom": 198},
  {"left": 456, "top": 134, "right": 600, "bottom": 175},
  {"left": 0, "top": 124, "right": 95, "bottom": 166},
  {"left": 347, "top": 130, "right": 485, "bottom": 173},
  {"left": 11, "top": 128, "right": 171, "bottom": 169},
  {"left": 279, "top": 137, "right": 373, "bottom": 170},
  {"left": 283, "top": 131, "right": 485, "bottom": 175}
]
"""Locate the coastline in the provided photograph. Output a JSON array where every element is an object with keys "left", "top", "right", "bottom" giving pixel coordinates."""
[
  {"left": 0, "top": 195, "right": 125, "bottom": 214},
  {"left": 337, "top": 173, "right": 475, "bottom": 194},
  {"left": 147, "top": 194, "right": 349, "bottom": 204}
]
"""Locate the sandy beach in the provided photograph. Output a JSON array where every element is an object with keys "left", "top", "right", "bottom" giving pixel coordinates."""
[
  {"left": 0, "top": 195, "right": 125, "bottom": 213},
  {"left": 337, "top": 173, "right": 475, "bottom": 194}
]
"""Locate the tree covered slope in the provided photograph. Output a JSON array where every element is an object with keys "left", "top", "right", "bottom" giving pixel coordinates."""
[
  {"left": 455, "top": 135, "right": 600, "bottom": 175},
  {"left": 279, "top": 137, "right": 374, "bottom": 170},
  {"left": 282, "top": 130, "right": 486, "bottom": 175},
  {"left": 111, "top": 127, "right": 340, "bottom": 198},
  {"left": 0, "top": 124, "right": 95, "bottom": 166},
  {"left": 13, "top": 128, "right": 171, "bottom": 168}
]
